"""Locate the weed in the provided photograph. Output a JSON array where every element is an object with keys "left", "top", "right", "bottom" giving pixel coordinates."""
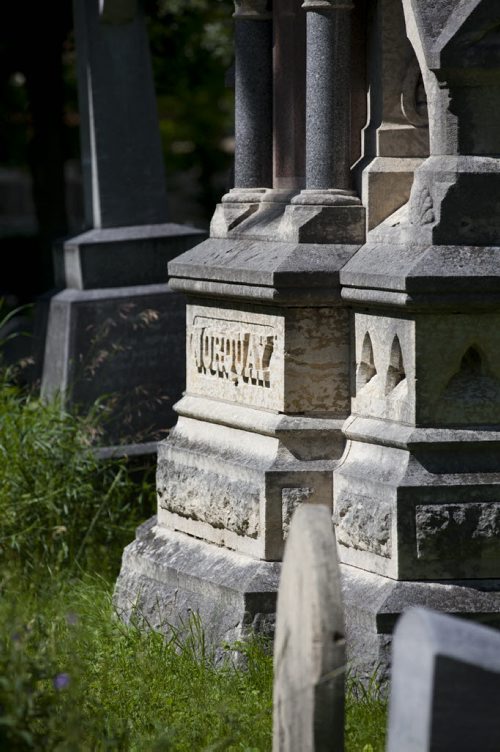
[
  {"left": 0, "top": 369, "right": 155, "bottom": 577},
  {"left": 0, "top": 358, "right": 385, "bottom": 751}
]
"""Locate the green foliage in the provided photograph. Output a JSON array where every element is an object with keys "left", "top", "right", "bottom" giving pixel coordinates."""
[
  {"left": 346, "top": 671, "right": 388, "bottom": 752},
  {"left": 0, "top": 369, "right": 155, "bottom": 577},
  {"left": 0, "top": 357, "right": 386, "bottom": 750},
  {"left": 0, "top": 576, "right": 274, "bottom": 751},
  {"left": 146, "top": 0, "right": 235, "bottom": 215}
]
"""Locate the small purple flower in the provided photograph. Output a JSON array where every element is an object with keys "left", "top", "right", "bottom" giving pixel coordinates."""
[
  {"left": 53, "top": 672, "right": 71, "bottom": 691},
  {"left": 66, "top": 612, "right": 79, "bottom": 627}
]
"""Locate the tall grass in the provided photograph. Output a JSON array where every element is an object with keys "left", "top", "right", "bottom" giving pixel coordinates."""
[
  {"left": 0, "top": 575, "right": 273, "bottom": 751},
  {"left": 0, "top": 360, "right": 386, "bottom": 751},
  {"left": 0, "top": 368, "right": 154, "bottom": 577}
]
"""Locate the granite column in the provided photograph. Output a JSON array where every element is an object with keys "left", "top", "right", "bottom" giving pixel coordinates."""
[
  {"left": 211, "top": 0, "right": 274, "bottom": 235},
  {"left": 280, "top": 0, "right": 365, "bottom": 243}
]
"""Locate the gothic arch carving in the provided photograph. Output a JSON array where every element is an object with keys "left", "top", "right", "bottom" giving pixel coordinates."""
[
  {"left": 356, "top": 332, "right": 377, "bottom": 391},
  {"left": 385, "top": 336, "right": 406, "bottom": 395}
]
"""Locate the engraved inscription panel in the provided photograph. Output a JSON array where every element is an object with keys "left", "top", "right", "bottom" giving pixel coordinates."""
[
  {"left": 191, "top": 317, "right": 275, "bottom": 388},
  {"left": 186, "top": 305, "right": 285, "bottom": 410}
]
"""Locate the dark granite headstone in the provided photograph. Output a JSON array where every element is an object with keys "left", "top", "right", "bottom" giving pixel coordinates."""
[{"left": 388, "top": 607, "right": 500, "bottom": 752}]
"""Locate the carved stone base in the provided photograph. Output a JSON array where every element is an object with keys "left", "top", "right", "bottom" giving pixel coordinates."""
[
  {"left": 157, "top": 395, "right": 344, "bottom": 560},
  {"left": 115, "top": 518, "right": 500, "bottom": 681},
  {"left": 341, "top": 563, "right": 500, "bottom": 683},
  {"left": 334, "top": 416, "right": 500, "bottom": 580},
  {"left": 114, "top": 516, "right": 281, "bottom": 649},
  {"left": 279, "top": 203, "right": 366, "bottom": 244}
]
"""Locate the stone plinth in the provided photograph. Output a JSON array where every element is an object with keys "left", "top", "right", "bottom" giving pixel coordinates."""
[
  {"left": 330, "top": 0, "right": 500, "bottom": 677},
  {"left": 115, "top": 235, "right": 360, "bottom": 636},
  {"left": 115, "top": 516, "right": 280, "bottom": 648}
]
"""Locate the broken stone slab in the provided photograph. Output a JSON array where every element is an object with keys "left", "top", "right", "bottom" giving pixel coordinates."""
[
  {"left": 273, "top": 504, "right": 345, "bottom": 752},
  {"left": 388, "top": 607, "right": 500, "bottom": 752}
]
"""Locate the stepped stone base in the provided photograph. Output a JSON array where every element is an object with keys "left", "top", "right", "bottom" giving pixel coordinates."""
[
  {"left": 341, "top": 564, "right": 500, "bottom": 683},
  {"left": 115, "top": 520, "right": 500, "bottom": 679},
  {"left": 114, "top": 516, "right": 281, "bottom": 648}
]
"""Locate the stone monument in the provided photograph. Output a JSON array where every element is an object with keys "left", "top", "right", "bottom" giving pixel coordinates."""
[
  {"left": 337, "top": 0, "right": 500, "bottom": 678},
  {"left": 41, "top": 0, "right": 205, "bottom": 445},
  {"left": 115, "top": 0, "right": 365, "bottom": 639},
  {"left": 117, "top": 0, "right": 500, "bottom": 678}
]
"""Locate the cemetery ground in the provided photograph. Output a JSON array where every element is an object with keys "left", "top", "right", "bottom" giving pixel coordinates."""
[{"left": 0, "top": 360, "right": 386, "bottom": 750}]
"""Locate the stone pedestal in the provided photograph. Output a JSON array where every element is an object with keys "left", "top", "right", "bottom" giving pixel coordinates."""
[
  {"left": 115, "top": 0, "right": 368, "bottom": 642},
  {"left": 115, "top": 235, "right": 359, "bottom": 636},
  {"left": 334, "top": 0, "right": 500, "bottom": 677}
]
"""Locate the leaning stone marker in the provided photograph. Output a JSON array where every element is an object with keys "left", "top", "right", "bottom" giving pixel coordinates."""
[
  {"left": 273, "top": 504, "right": 345, "bottom": 752},
  {"left": 388, "top": 607, "right": 500, "bottom": 752}
]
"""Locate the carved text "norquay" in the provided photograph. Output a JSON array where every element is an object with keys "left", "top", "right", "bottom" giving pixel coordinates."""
[{"left": 191, "top": 320, "right": 275, "bottom": 388}]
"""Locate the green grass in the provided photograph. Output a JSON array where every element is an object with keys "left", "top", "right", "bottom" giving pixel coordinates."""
[
  {"left": 0, "top": 575, "right": 274, "bottom": 751},
  {"left": 0, "top": 361, "right": 386, "bottom": 750}
]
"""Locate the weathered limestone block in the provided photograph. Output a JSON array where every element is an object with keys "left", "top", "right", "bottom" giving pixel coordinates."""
[
  {"left": 114, "top": 516, "right": 280, "bottom": 648},
  {"left": 154, "top": 236, "right": 354, "bottom": 561},
  {"left": 185, "top": 302, "right": 349, "bottom": 414}
]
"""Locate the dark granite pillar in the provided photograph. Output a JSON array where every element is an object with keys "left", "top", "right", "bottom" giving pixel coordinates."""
[
  {"left": 211, "top": 0, "right": 274, "bottom": 234},
  {"left": 279, "top": 0, "right": 365, "bottom": 244},
  {"left": 304, "top": 0, "right": 352, "bottom": 191},
  {"left": 233, "top": 0, "right": 273, "bottom": 190}
]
